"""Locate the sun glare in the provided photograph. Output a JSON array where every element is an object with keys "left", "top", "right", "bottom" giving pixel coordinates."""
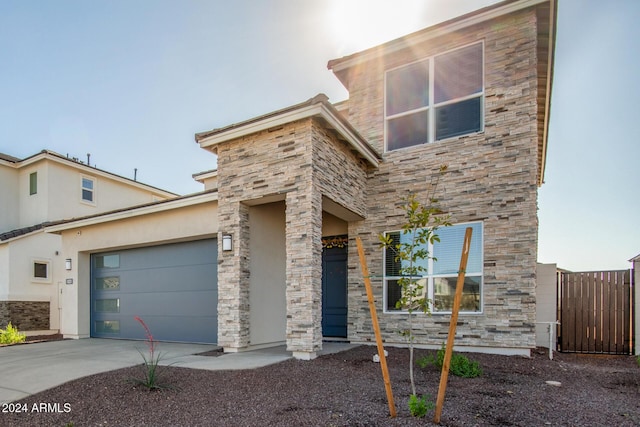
[{"left": 328, "top": 0, "right": 429, "bottom": 55}]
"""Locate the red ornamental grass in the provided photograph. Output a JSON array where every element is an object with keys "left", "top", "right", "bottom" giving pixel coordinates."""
[{"left": 134, "top": 316, "right": 155, "bottom": 355}]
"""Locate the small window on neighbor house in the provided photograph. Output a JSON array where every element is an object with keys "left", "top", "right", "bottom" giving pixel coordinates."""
[
  {"left": 32, "top": 260, "right": 51, "bottom": 283},
  {"left": 29, "top": 172, "right": 37, "bottom": 195},
  {"left": 385, "top": 42, "right": 483, "bottom": 151},
  {"left": 81, "top": 176, "right": 95, "bottom": 203}
]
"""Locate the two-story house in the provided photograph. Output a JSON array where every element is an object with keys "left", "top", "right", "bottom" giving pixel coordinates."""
[
  {"left": 48, "top": 0, "right": 556, "bottom": 359},
  {"left": 0, "top": 150, "right": 176, "bottom": 332}
]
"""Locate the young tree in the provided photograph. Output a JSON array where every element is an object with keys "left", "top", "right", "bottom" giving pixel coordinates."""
[{"left": 379, "top": 165, "right": 450, "bottom": 410}]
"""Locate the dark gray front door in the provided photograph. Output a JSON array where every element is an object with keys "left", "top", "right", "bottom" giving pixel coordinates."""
[
  {"left": 322, "top": 239, "right": 348, "bottom": 338},
  {"left": 90, "top": 239, "right": 218, "bottom": 343}
]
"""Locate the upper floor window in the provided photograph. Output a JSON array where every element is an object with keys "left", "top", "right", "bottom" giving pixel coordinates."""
[
  {"left": 385, "top": 42, "right": 483, "bottom": 151},
  {"left": 383, "top": 222, "right": 483, "bottom": 313},
  {"left": 81, "top": 176, "right": 96, "bottom": 204},
  {"left": 29, "top": 172, "right": 37, "bottom": 195}
]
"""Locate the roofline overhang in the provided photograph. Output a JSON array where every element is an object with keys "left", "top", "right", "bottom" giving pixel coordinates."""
[
  {"left": 195, "top": 94, "right": 381, "bottom": 168},
  {"left": 328, "top": 0, "right": 549, "bottom": 78},
  {"left": 0, "top": 228, "right": 45, "bottom": 245},
  {"left": 192, "top": 169, "right": 218, "bottom": 183},
  {"left": 538, "top": 0, "right": 556, "bottom": 186},
  {"left": 6, "top": 150, "right": 178, "bottom": 197},
  {"left": 45, "top": 191, "right": 218, "bottom": 233}
]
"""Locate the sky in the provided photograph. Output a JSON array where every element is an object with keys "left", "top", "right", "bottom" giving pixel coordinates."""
[{"left": 1, "top": 0, "right": 638, "bottom": 272}]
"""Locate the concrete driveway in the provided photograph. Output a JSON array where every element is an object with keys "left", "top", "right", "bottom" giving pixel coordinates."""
[{"left": 0, "top": 338, "right": 356, "bottom": 404}]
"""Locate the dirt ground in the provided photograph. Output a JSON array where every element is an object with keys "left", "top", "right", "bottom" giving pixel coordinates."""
[{"left": 2, "top": 344, "right": 639, "bottom": 426}]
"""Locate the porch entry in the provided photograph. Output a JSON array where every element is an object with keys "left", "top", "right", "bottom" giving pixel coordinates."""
[
  {"left": 558, "top": 270, "right": 633, "bottom": 355},
  {"left": 322, "top": 236, "right": 348, "bottom": 338}
]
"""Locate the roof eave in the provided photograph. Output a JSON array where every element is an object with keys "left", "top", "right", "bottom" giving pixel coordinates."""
[
  {"left": 538, "top": 0, "right": 557, "bottom": 187},
  {"left": 328, "top": 0, "right": 549, "bottom": 79},
  {"left": 45, "top": 191, "right": 218, "bottom": 233},
  {"left": 13, "top": 150, "right": 179, "bottom": 197},
  {"left": 196, "top": 95, "right": 380, "bottom": 167}
]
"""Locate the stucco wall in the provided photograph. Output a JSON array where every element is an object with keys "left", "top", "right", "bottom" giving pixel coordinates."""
[
  {"left": 0, "top": 162, "right": 20, "bottom": 231},
  {"left": 0, "top": 232, "right": 62, "bottom": 330},
  {"left": 535, "top": 263, "right": 558, "bottom": 348},
  {"left": 18, "top": 162, "right": 49, "bottom": 229},
  {"left": 13, "top": 158, "right": 172, "bottom": 230},
  {"left": 323, "top": 212, "right": 348, "bottom": 236},
  {"left": 345, "top": 8, "right": 540, "bottom": 354},
  {"left": 249, "top": 202, "right": 287, "bottom": 347},
  {"left": 57, "top": 200, "right": 218, "bottom": 338}
]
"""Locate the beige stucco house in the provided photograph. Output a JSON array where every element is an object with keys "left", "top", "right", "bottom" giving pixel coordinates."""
[
  {"left": 45, "top": 0, "right": 556, "bottom": 359},
  {"left": 0, "top": 150, "right": 176, "bottom": 332}
]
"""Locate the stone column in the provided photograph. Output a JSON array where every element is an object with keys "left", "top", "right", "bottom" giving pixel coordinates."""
[
  {"left": 217, "top": 201, "right": 250, "bottom": 351},
  {"left": 285, "top": 189, "right": 323, "bottom": 359}
]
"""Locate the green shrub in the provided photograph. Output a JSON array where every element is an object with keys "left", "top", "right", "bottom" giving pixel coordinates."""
[
  {"left": 0, "top": 322, "right": 26, "bottom": 345},
  {"left": 417, "top": 344, "right": 482, "bottom": 378},
  {"left": 408, "top": 393, "right": 434, "bottom": 418}
]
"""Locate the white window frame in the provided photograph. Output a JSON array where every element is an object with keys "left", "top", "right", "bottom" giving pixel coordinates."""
[
  {"left": 384, "top": 41, "right": 485, "bottom": 152},
  {"left": 383, "top": 221, "right": 483, "bottom": 314},
  {"left": 31, "top": 258, "right": 52, "bottom": 283},
  {"left": 81, "top": 175, "right": 96, "bottom": 205}
]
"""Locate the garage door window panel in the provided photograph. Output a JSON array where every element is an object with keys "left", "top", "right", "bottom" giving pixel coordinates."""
[
  {"left": 94, "top": 254, "right": 119, "bottom": 269},
  {"left": 95, "top": 299, "right": 120, "bottom": 313},
  {"left": 95, "top": 320, "right": 120, "bottom": 334},
  {"left": 95, "top": 276, "right": 120, "bottom": 291}
]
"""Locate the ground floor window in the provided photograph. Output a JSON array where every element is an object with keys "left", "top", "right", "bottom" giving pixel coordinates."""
[
  {"left": 384, "top": 221, "right": 483, "bottom": 313},
  {"left": 31, "top": 259, "right": 51, "bottom": 283}
]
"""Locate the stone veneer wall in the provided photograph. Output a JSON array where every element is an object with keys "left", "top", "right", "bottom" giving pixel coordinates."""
[
  {"left": 311, "top": 120, "right": 370, "bottom": 218},
  {"left": 216, "top": 117, "right": 368, "bottom": 356},
  {"left": 0, "top": 301, "right": 50, "bottom": 330},
  {"left": 345, "top": 9, "right": 541, "bottom": 351}
]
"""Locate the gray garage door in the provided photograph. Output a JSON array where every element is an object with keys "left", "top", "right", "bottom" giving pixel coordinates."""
[{"left": 90, "top": 239, "right": 217, "bottom": 343}]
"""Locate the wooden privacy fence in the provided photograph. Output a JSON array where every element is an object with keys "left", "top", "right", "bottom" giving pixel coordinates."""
[{"left": 558, "top": 270, "right": 632, "bottom": 355}]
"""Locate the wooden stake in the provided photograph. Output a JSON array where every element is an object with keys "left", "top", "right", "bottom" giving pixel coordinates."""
[
  {"left": 433, "top": 227, "right": 473, "bottom": 424},
  {"left": 355, "top": 237, "right": 397, "bottom": 418}
]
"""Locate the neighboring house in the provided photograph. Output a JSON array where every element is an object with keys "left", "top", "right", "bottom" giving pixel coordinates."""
[
  {"left": 0, "top": 150, "right": 177, "bottom": 332},
  {"left": 48, "top": 0, "right": 556, "bottom": 359}
]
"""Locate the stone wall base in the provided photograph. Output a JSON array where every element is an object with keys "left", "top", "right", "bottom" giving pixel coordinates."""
[{"left": 0, "top": 301, "right": 50, "bottom": 331}]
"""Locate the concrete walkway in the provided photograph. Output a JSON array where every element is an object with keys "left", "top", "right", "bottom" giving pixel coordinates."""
[{"left": 0, "top": 338, "right": 357, "bottom": 404}]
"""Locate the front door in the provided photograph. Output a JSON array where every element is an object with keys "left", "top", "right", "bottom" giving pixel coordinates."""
[{"left": 321, "top": 236, "right": 348, "bottom": 338}]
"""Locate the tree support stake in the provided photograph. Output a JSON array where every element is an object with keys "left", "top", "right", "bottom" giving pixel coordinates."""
[
  {"left": 434, "top": 227, "right": 473, "bottom": 424},
  {"left": 356, "top": 237, "right": 397, "bottom": 418}
]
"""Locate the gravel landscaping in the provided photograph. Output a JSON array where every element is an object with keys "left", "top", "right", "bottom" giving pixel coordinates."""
[{"left": 2, "top": 344, "right": 639, "bottom": 426}]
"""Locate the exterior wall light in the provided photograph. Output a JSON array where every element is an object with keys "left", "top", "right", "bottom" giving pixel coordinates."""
[
  {"left": 222, "top": 234, "right": 233, "bottom": 252},
  {"left": 65, "top": 258, "right": 72, "bottom": 270}
]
